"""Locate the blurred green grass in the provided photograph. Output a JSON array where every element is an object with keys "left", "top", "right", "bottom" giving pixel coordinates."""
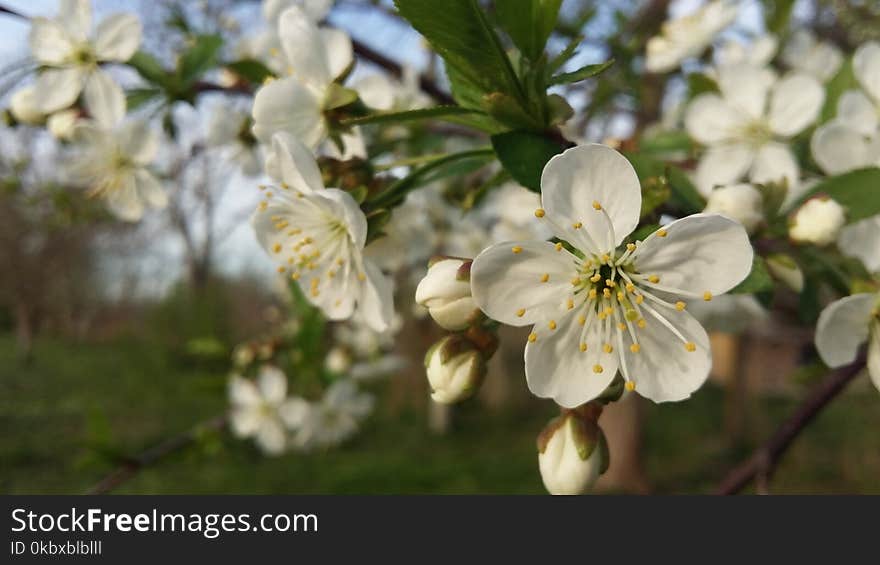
[{"left": 1, "top": 334, "right": 878, "bottom": 494}]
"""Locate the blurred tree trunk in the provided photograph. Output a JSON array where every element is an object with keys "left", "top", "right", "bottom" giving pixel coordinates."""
[
  {"left": 597, "top": 394, "right": 651, "bottom": 493},
  {"left": 14, "top": 299, "right": 35, "bottom": 363}
]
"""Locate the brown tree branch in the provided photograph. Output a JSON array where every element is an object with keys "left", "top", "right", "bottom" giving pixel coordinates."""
[
  {"left": 714, "top": 355, "right": 866, "bottom": 495},
  {"left": 87, "top": 415, "right": 227, "bottom": 495}
]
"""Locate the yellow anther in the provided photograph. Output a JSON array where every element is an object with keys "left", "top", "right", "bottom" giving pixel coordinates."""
[
  {"left": 567, "top": 299, "right": 574, "bottom": 310},
  {"left": 512, "top": 246, "right": 523, "bottom": 254},
  {"left": 327, "top": 270, "right": 336, "bottom": 279},
  {"left": 280, "top": 183, "right": 289, "bottom": 190},
  {"left": 534, "top": 208, "right": 545, "bottom": 218},
  {"left": 540, "top": 273, "right": 550, "bottom": 283},
  {"left": 588, "top": 289, "right": 598, "bottom": 299},
  {"left": 635, "top": 295, "right": 644, "bottom": 305},
  {"left": 555, "top": 242, "right": 563, "bottom": 252},
  {"left": 336, "top": 258, "right": 345, "bottom": 266},
  {"left": 658, "top": 229, "right": 668, "bottom": 237},
  {"left": 617, "top": 291, "right": 625, "bottom": 301},
  {"left": 263, "top": 76, "right": 275, "bottom": 85},
  {"left": 265, "top": 192, "right": 273, "bottom": 198},
  {"left": 592, "top": 201, "right": 602, "bottom": 210},
  {"left": 516, "top": 308, "right": 526, "bottom": 317},
  {"left": 277, "top": 266, "right": 286, "bottom": 273},
  {"left": 578, "top": 315, "right": 586, "bottom": 326},
  {"left": 626, "top": 283, "right": 635, "bottom": 293},
  {"left": 287, "top": 257, "right": 295, "bottom": 264},
  {"left": 258, "top": 201, "right": 268, "bottom": 211},
  {"left": 605, "top": 279, "right": 616, "bottom": 288},
  {"left": 311, "top": 288, "right": 319, "bottom": 297},
  {"left": 573, "top": 222, "right": 583, "bottom": 229},
  {"left": 630, "top": 343, "right": 641, "bottom": 353},
  {"left": 617, "top": 322, "right": 626, "bottom": 330},
  {"left": 291, "top": 272, "right": 301, "bottom": 281},
  {"left": 590, "top": 274, "right": 602, "bottom": 283},
  {"left": 685, "top": 342, "right": 697, "bottom": 352},
  {"left": 593, "top": 364, "right": 604, "bottom": 374},
  {"left": 548, "top": 320, "right": 557, "bottom": 330},
  {"left": 625, "top": 381, "right": 636, "bottom": 391},
  {"left": 275, "top": 221, "right": 289, "bottom": 230},
  {"left": 675, "top": 301, "right": 686, "bottom": 311},
  {"left": 579, "top": 343, "right": 588, "bottom": 352},
  {"left": 637, "top": 319, "right": 647, "bottom": 329},
  {"left": 571, "top": 277, "right": 581, "bottom": 285},
  {"left": 272, "top": 243, "right": 282, "bottom": 254},
  {"left": 528, "top": 333, "right": 538, "bottom": 343},
  {"left": 303, "top": 237, "right": 313, "bottom": 244},
  {"left": 703, "top": 291, "right": 713, "bottom": 301},
  {"left": 598, "top": 311, "right": 607, "bottom": 321},
  {"left": 601, "top": 254, "right": 611, "bottom": 263},
  {"left": 625, "top": 309, "right": 639, "bottom": 321},
  {"left": 648, "top": 275, "right": 660, "bottom": 284},
  {"left": 357, "top": 272, "right": 366, "bottom": 281},
  {"left": 307, "top": 262, "right": 317, "bottom": 270},
  {"left": 627, "top": 243, "right": 636, "bottom": 251},
  {"left": 603, "top": 288, "right": 612, "bottom": 298},
  {"left": 603, "top": 344, "right": 613, "bottom": 353}
]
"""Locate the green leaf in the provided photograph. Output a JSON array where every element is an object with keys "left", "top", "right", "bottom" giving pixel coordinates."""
[
  {"left": 766, "top": 0, "right": 796, "bottom": 34},
  {"left": 639, "top": 130, "right": 692, "bottom": 154},
  {"left": 491, "top": 130, "right": 565, "bottom": 192},
  {"left": 687, "top": 72, "right": 718, "bottom": 100},
  {"left": 625, "top": 153, "right": 705, "bottom": 213},
  {"left": 549, "top": 59, "right": 615, "bottom": 85},
  {"left": 483, "top": 92, "right": 543, "bottom": 130},
  {"left": 820, "top": 59, "right": 857, "bottom": 123},
  {"left": 125, "top": 88, "right": 161, "bottom": 111},
  {"left": 340, "top": 106, "right": 483, "bottom": 127},
  {"left": 395, "top": 0, "right": 525, "bottom": 107},
  {"left": 495, "top": 0, "right": 563, "bottom": 61},
  {"left": 178, "top": 34, "right": 223, "bottom": 86},
  {"left": 792, "top": 167, "right": 880, "bottom": 223},
  {"left": 640, "top": 176, "right": 671, "bottom": 218},
  {"left": 548, "top": 34, "right": 581, "bottom": 74},
  {"left": 224, "top": 58, "right": 274, "bottom": 84},
  {"left": 731, "top": 256, "right": 773, "bottom": 294},
  {"left": 127, "top": 51, "right": 169, "bottom": 86}
]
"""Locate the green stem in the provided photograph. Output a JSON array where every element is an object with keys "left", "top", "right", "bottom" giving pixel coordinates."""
[{"left": 368, "top": 147, "right": 494, "bottom": 209}]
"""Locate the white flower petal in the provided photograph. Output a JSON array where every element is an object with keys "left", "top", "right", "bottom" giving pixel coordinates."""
[
  {"left": 853, "top": 41, "right": 880, "bottom": 104},
  {"left": 624, "top": 308, "right": 711, "bottom": 402},
  {"left": 279, "top": 397, "right": 312, "bottom": 429},
  {"left": 356, "top": 74, "right": 395, "bottom": 110},
  {"left": 749, "top": 141, "right": 799, "bottom": 188},
  {"left": 31, "top": 67, "right": 85, "bottom": 114},
  {"left": 319, "top": 28, "right": 353, "bottom": 81},
  {"left": 815, "top": 293, "right": 876, "bottom": 368},
  {"left": 29, "top": 18, "right": 74, "bottom": 65},
  {"left": 229, "top": 376, "right": 261, "bottom": 406},
  {"left": 316, "top": 188, "right": 368, "bottom": 249},
  {"left": 685, "top": 93, "right": 746, "bottom": 144},
  {"left": 279, "top": 6, "right": 330, "bottom": 87},
  {"left": 633, "top": 213, "right": 753, "bottom": 295},
  {"left": 869, "top": 328, "right": 880, "bottom": 392},
  {"left": 836, "top": 90, "right": 879, "bottom": 136},
  {"left": 768, "top": 73, "right": 824, "bottom": 137},
  {"left": 694, "top": 143, "right": 754, "bottom": 195},
  {"left": 58, "top": 0, "right": 92, "bottom": 42},
  {"left": 356, "top": 259, "right": 394, "bottom": 332},
  {"left": 252, "top": 77, "right": 324, "bottom": 147},
  {"left": 471, "top": 241, "right": 579, "bottom": 326},
  {"left": 83, "top": 70, "right": 125, "bottom": 128},
  {"left": 105, "top": 174, "right": 144, "bottom": 222},
  {"left": 256, "top": 419, "right": 287, "bottom": 455},
  {"left": 811, "top": 122, "right": 880, "bottom": 175},
  {"left": 257, "top": 366, "right": 288, "bottom": 404},
  {"left": 266, "top": 132, "right": 324, "bottom": 193},
  {"left": 9, "top": 86, "right": 44, "bottom": 124},
  {"left": 93, "top": 13, "right": 142, "bottom": 62},
  {"left": 540, "top": 144, "right": 641, "bottom": 252},
  {"left": 118, "top": 120, "right": 159, "bottom": 165},
  {"left": 839, "top": 216, "right": 880, "bottom": 272},
  {"left": 134, "top": 169, "right": 167, "bottom": 209},
  {"left": 524, "top": 310, "right": 617, "bottom": 408},
  {"left": 230, "top": 408, "right": 262, "bottom": 436},
  {"left": 717, "top": 66, "right": 775, "bottom": 120}
]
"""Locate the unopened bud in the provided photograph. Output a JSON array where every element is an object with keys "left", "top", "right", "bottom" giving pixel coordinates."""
[
  {"left": 537, "top": 411, "right": 608, "bottom": 495},
  {"left": 704, "top": 183, "right": 764, "bottom": 234},
  {"left": 415, "top": 258, "right": 480, "bottom": 331},
  {"left": 789, "top": 197, "right": 845, "bottom": 246},
  {"left": 424, "top": 335, "right": 486, "bottom": 404},
  {"left": 324, "top": 346, "right": 352, "bottom": 374}
]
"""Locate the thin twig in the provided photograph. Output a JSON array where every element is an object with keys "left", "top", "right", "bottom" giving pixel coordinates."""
[
  {"left": 714, "top": 355, "right": 866, "bottom": 495},
  {"left": 86, "top": 415, "right": 227, "bottom": 495}
]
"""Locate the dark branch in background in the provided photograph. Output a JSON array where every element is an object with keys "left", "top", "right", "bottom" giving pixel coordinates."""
[
  {"left": 0, "top": 4, "right": 26, "bottom": 19},
  {"left": 714, "top": 355, "right": 866, "bottom": 495},
  {"left": 87, "top": 415, "right": 227, "bottom": 495},
  {"left": 352, "top": 38, "right": 455, "bottom": 105}
]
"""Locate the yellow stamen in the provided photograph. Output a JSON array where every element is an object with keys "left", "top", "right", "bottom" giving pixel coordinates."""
[
  {"left": 592, "top": 201, "right": 602, "bottom": 210},
  {"left": 528, "top": 333, "right": 537, "bottom": 343},
  {"left": 534, "top": 208, "right": 545, "bottom": 218},
  {"left": 658, "top": 229, "right": 668, "bottom": 237},
  {"left": 603, "top": 344, "right": 613, "bottom": 353},
  {"left": 625, "top": 381, "right": 636, "bottom": 391},
  {"left": 540, "top": 273, "right": 550, "bottom": 283},
  {"left": 548, "top": 320, "right": 557, "bottom": 330},
  {"left": 516, "top": 308, "right": 526, "bottom": 317},
  {"left": 592, "top": 364, "right": 604, "bottom": 373},
  {"left": 572, "top": 222, "right": 583, "bottom": 229},
  {"left": 630, "top": 343, "right": 641, "bottom": 353},
  {"left": 648, "top": 275, "right": 660, "bottom": 283},
  {"left": 703, "top": 291, "right": 713, "bottom": 301},
  {"left": 685, "top": 342, "right": 697, "bottom": 352},
  {"left": 512, "top": 246, "right": 523, "bottom": 254},
  {"left": 555, "top": 242, "right": 563, "bottom": 252},
  {"left": 579, "top": 343, "right": 588, "bottom": 352},
  {"left": 675, "top": 301, "right": 686, "bottom": 311}
]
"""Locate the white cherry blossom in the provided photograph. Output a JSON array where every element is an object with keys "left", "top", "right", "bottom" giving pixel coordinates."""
[
  {"left": 251, "top": 133, "right": 393, "bottom": 331},
  {"left": 15, "top": 0, "right": 141, "bottom": 121},
  {"left": 470, "top": 144, "right": 753, "bottom": 407},
  {"left": 251, "top": 6, "right": 353, "bottom": 149},
  {"left": 782, "top": 29, "right": 844, "bottom": 83},
  {"left": 686, "top": 66, "right": 824, "bottom": 195},
  {"left": 228, "top": 366, "right": 307, "bottom": 455},
  {"left": 645, "top": 0, "right": 738, "bottom": 73}
]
